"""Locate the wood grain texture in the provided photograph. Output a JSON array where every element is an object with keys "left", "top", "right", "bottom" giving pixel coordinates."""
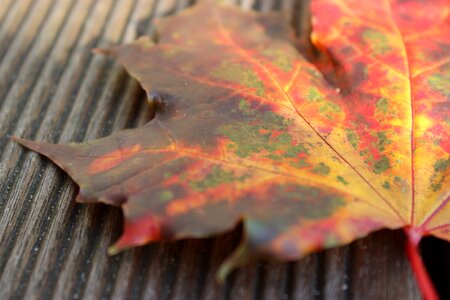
[{"left": 0, "top": 0, "right": 429, "bottom": 299}]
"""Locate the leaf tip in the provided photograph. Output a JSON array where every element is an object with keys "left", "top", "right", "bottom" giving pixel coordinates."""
[
  {"left": 12, "top": 135, "right": 26, "bottom": 144},
  {"left": 107, "top": 245, "right": 123, "bottom": 256},
  {"left": 12, "top": 136, "right": 43, "bottom": 152},
  {"left": 216, "top": 240, "right": 252, "bottom": 283},
  {"left": 216, "top": 260, "right": 232, "bottom": 284},
  {"left": 93, "top": 47, "right": 115, "bottom": 56}
]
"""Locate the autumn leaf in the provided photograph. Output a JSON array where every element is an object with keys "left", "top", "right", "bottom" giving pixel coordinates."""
[{"left": 13, "top": 0, "right": 449, "bottom": 297}]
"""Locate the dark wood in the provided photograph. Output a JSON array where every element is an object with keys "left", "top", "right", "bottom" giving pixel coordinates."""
[{"left": 0, "top": 0, "right": 428, "bottom": 299}]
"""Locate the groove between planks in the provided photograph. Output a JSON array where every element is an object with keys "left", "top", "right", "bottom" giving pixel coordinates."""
[{"left": 0, "top": 0, "right": 421, "bottom": 299}]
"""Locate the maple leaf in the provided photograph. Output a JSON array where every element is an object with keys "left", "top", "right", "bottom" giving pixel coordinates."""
[{"left": 13, "top": 0, "right": 449, "bottom": 297}]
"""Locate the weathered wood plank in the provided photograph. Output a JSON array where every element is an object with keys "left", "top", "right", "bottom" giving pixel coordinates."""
[{"left": 0, "top": 0, "right": 428, "bottom": 299}]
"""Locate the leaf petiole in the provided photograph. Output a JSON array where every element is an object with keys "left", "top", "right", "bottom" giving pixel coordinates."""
[{"left": 405, "top": 228, "right": 439, "bottom": 300}]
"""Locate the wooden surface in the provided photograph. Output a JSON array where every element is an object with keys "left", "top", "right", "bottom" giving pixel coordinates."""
[{"left": 0, "top": 0, "right": 442, "bottom": 299}]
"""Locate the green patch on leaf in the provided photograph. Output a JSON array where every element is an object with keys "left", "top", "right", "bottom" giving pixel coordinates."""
[
  {"left": 382, "top": 181, "right": 391, "bottom": 189},
  {"left": 375, "top": 98, "right": 389, "bottom": 114},
  {"left": 220, "top": 99, "right": 309, "bottom": 159},
  {"left": 359, "top": 148, "right": 375, "bottom": 165},
  {"left": 428, "top": 73, "right": 450, "bottom": 97},
  {"left": 306, "top": 87, "right": 325, "bottom": 102},
  {"left": 430, "top": 159, "right": 449, "bottom": 192},
  {"left": 346, "top": 129, "right": 359, "bottom": 150},
  {"left": 336, "top": 176, "right": 349, "bottom": 185},
  {"left": 374, "top": 132, "right": 392, "bottom": 152},
  {"left": 307, "top": 87, "right": 341, "bottom": 119},
  {"left": 362, "top": 29, "right": 391, "bottom": 55},
  {"left": 434, "top": 158, "right": 450, "bottom": 172},
  {"left": 238, "top": 100, "right": 289, "bottom": 130},
  {"left": 190, "top": 166, "right": 248, "bottom": 192},
  {"left": 159, "top": 190, "right": 174, "bottom": 202},
  {"left": 313, "top": 162, "right": 330, "bottom": 175},
  {"left": 432, "top": 182, "right": 442, "bottom": 192},
  {"left": 373, "top": 155, "right": 391, "bottom": 174},
  {"left": 212, "top": 61, "right": 265, "bottom": 96},
  {"left": 262, "top": 48, "right": 293, "bottom": 72},
  {"left": 291, "top": 159, "right": 309, "bottom": 168},
  {"left": 277, "top": 184, "right": 346, "bottom": 219}
]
